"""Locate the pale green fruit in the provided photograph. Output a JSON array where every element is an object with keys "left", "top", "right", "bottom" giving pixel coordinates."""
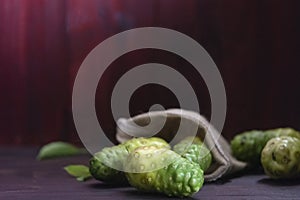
[{"left": 261, "top": 136, "right": 300, "bottom": 179}]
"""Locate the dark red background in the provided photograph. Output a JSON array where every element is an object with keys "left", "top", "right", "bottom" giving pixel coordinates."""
[{"left": 1, "top": 0, "right": 300, "bottom": 146}]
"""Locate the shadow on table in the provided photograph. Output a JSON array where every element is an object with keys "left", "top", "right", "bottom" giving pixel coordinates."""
[
  {"left": 88, "top": 182, "right": 200, "bottom": 199},
  {"left": 211, "top": 167, "right": 263, "bottom": 184},
  {"left": 88, "top": 182, "right": 130, "bottom": 189},
  {"left": 220, "top": 166, "right": 265, "bottom": 180},
  {"left": 121, "top": 190, "right": 199, "bottom": 200},
  {"left": 204, "top": 177, "right": 231, "bottom": 185},
  {"left": 258, "top": 178, "right": 300, "bottom": 186}
]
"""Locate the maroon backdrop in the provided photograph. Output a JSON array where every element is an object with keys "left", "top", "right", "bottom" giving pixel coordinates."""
[{"left": 1, "top": 0, "right": 300, "bottom": 146}]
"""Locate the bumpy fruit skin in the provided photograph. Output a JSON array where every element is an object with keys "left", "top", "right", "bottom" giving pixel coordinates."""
[
  {"left": 261, "top": 136, "right": 300, "bottom": 179},
  {"left": 231, "top": 128, "right": 300, "bottom": 165},
  {"left": 125, "top": 146, "right": 204, "bottom": 197},
  {"left": 265, "top": 128, "right": 300, "bottom": 139},
  {"left": 176, "top": 136, "right": 203, "bottom": 145},
  {"left": 89, "top": 145, "right": 128, "bottom": 184},
  {"left": 122, "top": 137, "right": 170, "bottom": 152},
  {"left": 89, "top": 137, "right": 169, "bottom": 184},
  {"left": 173, "top": 136, "right": 212, "bottom": 172}
]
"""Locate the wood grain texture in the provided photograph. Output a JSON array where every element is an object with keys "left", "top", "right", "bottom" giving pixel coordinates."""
[
  {"left": 0, "top": 0, "right": 300, "bottom": 145},
  {"left": 0, "top": 148, "right": 299, "bottom": 199}
]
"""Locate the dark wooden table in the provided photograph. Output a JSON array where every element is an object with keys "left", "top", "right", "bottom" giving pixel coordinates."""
[{"left": 1, "top": 148, "right": 299, "bottom": 200}]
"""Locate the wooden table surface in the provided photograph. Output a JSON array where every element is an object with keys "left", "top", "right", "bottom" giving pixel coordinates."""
[{"left": 1, "top": 147, "right": 299, "bottom": 200}]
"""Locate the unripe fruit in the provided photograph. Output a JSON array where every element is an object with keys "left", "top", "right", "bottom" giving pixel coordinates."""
[
  {"left": 173, "top": 136, "right": 212, "bottom": 172},
  {"left": 89, "top": 137, "right": 170, "bottom": 184},
  {"left": 231, "top": 128, "right": 300, "bottom": 165},
  {"left": 125, "top": 146, "right": 204, "bottom": 197},
  {"left": 261, "top": 136, "right": 300, "bottom": 179}
]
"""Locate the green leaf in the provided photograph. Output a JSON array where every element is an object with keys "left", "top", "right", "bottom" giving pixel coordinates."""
[
  {"left": 37, "top": 141, "right": 88, "bottom": 160},
  {"left": 64, "top": 165, "right": 92, "bottom": 181}
]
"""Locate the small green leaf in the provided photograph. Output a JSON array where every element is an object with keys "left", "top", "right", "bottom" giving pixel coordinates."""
[
  {"left": 64, "top": 165, "right": 92, "bottom": 181},
  {"left": 37, "top": 141, "right": 87, "bottom": 160}
]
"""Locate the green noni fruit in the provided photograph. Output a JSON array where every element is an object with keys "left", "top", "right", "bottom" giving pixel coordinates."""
[
  {"left": 231, "top": 128, "right": 300, "bottom": 165},
  {"left": 89, "top": 137, "right": 170, "bottom": 184},
  {"left": 125, "top": 146, "right": 204, "bottom": 197},
  {"left": 261, "top": 136, "right": 300, "bottom": 179},
  {"left": 122, "top": 137, "right": 170, "bottom": 152},
  {"left": 89, "top": 145, "right": 129, "bottom": 184},
  {"left": 173, "top": 136, "right": 212, "bottom": 172}
]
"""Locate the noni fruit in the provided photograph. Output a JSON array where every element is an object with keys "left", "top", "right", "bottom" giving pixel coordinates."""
[
  {"left": 231, "top": 128, "right": 300, "bottom": 165},
  {"left": 122, "top": 137, "right": 170, "bottom": 152},
  {"left": 89, "top": 145, "right": 129, "bottom": 184},
  {"left": 173, "top": 136, "right": 212, "bottom": 172},
  {"left": 261, "top": 136, "right": 300, "bottom": 179},
  {"left": 89, "top": 137, "right": 170, "bottom": 184},
  {"left": 125, "top": 146, "right": 204, "bottom": 197}
]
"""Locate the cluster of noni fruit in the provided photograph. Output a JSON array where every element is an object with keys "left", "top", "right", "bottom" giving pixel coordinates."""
[
  {"left": 89, "top": 136, "right": 212, "bottom": 197},
  {"left": 231, "top": 128, "right": 300, "bottom": 179}
]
